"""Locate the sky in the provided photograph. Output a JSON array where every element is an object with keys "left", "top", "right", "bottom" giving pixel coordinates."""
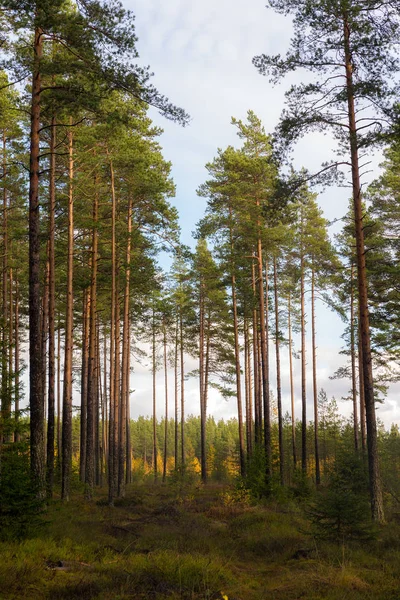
[{"left": 115, "top": 0, "right": 400, "bottom": 428}]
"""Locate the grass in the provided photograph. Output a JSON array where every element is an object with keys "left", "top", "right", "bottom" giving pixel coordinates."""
[{"left": 1, "top": 480, "right": 400, "bottom": 599}]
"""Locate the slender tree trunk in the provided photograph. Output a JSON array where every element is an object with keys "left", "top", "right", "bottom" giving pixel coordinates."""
[
  {"left": 29, "top": 26, "right": 45, "bottom": 495},
  {"left": 252, "top": 262, "right": 261, "bottom": 446},
  {"left": 103, "top": 330, "right": 108, "bottom": 474},
  {"left": 113, "top": 273, "right": 121, "bottom": 496},
  {"left": 273, "top": 257, "right": 284, "bottom": 486},
  {"left": 300, "top": 243, "right": 307, "bottom": 475},
  {"left": 258, "top": 248, "right": 271, "bottom": 482},
  {"left": 108, "top": 157, "right": 116, "bottom": 506},
  {"left": 41, "top": 249, "right": 49, "bottom": 440},
  {"left": 14, "top": 275, "right": 20, "bottom": 443},
  {"left": 231, "top": 271, "right": 245, "bottom": 476},
  {"left": 46, "top": 117, "right": 56, "bottom": 497},
  {"left": 56, "top": 321, "right": 61, "bottom": 469},
  {"left": 85, "top": 186, "right": 98, "bottom": 500},
  {"left": 98, "top": 325, "right": 104, "bottom": 486},
  {"left": 162, "top": 319, "right": 168, "bottom": 482},
  {"left": 358, "top": 318, "right": 367, "bottom": 453},
  {"left": 152, "top": 309, "right": 158, "bottom": 481},
  {"left": 288, "top": 292, "right": 297, "bottom": 468},
  {"left": 350, "top": 264, "right": 359, "bottom": 452},
  {"left": 343, "top": 14, "right": 384, "bottom": 522},
  {"left": 80, "top": 289, "right": 90, "bottom": 481},
  {"left": 8, "top": 267, "right": 13, "bottom": 438},
  {"left": 311, "top": 267, "right": 320, "bottom": 485},
  {"left": 125, "top": 322, "right": 131, "bottom": 485},
  {"left": 119, "top": 197, "right": 132, "bottom": 496},
  {"left": 1, "top": 130, "right": 9, "bottom": 442},
  {"left": 199, "top": 283, "right": 206, "bottom": 482},
  {"left": 244, "top": 316, "right": 252, "bottom": 457},
  {"left": 229, "top": 215, "right": 245, "bottom": 476},
  {"left": 95, "top": 322, "right": 100, "bottom": 486},
  {"left": 180, "top": 308, "right": 185, "bottom": 467},
  {"left": 61, "top": 124, "right": 74, "bottom": 501},
  {"left": 174, "top": 317, "right": 179, "bottom": 469}
]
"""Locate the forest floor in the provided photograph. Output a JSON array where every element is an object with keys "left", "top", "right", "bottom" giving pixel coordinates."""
[{"left": 1, "top": 480, "right": 400, "bottom": 599}]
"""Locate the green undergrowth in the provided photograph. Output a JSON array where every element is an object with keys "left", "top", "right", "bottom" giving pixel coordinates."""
[{"left": 0, "top": 481, "right": 399, "bottom": 599}]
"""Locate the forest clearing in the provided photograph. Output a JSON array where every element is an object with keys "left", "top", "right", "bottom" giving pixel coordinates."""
[
  {"left": 2, "top": 0, "right": 400, "bottom": 597},
  {"left": 2, "top": 480, "right": 400, "bottom": 600}
]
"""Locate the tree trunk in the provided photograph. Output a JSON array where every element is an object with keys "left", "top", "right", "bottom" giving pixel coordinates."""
[
  {"left": 273, "top": 257, "right": 284, "bottom": 485},
  {"left": 162, "top": 319, "right": 168, "bottom": 482},
  {"left": 300, "top": 237, "right": 307, "bottom": 475},
  {"left": 311, "top": 266, "right": 320, "bottom": 485},
  {"left": 252, "top": 262, "right": 261, "bottom": 446},
  {"left": 113, "top": 272, "right": 121, "bottom": 496},
  {"left": 85, "top": 186, "right": 98, "bottom": 500},
  {"left": 119, "top": 197, "right": 132, "bottom": 496},
  {"left": 1, "top": 130, "right": 9, "bottom": 442},
  {"left": 180, "top": 308, "right": 185, "bottom": 467},
  {"left": 229, "top": 215, "right": 245, "bottom": 476},
  {"left": 125, "top": 322, "right": 131, "bottom": 485},
  {"left": 258, "top": 250, "right": 271, "bottom": 483},
  {"left": 288, "top": 292, "right": 297, "bottom": 468},
  {"left": 350, "top": 264, "right": 359, "bottom": 452},
  {"left": 174, "top": 317, "right": 179, "bottom": 469},
  {"left": 199, "top": 282, "right": 206, "bottom": 482},
  {"left": 152, "top": 308, "right": 158, "bottom": 481},
  {"left": 358, "top": 318, "right": 367, "bottom": 453},
  {"left": 80, "top": 289, "right": 90, "bottom": 481},
  {"left": 46, "top": 117, "right": 56, "bottom": 497},
  {"left": 41, "top": 248, "right": 49, "bottom": 442},
  {"left": 61, "top": 124, "right": 74, "bottom": 501},
  {"left": 56, "top": 320, "right": 61, "bottom": 469},
  {"left": 244, "top": 316, "right": 253, "bottom": 457},
  {"left": 14, "top": 275, "right": 20, "bottom": 443},
  {"left": 29, "top": 26, "right": 45, "bottom": 496},
  {"left": 108, "top": 157, "right": 116, "bottom": 505},
  {"left": 343, "top": 13, "right": 384, "bottom": 522}
]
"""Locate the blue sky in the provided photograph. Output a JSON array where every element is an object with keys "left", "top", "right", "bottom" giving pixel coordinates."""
[{"left": 121, "top": 0, "right": 400, "bottom": 427}]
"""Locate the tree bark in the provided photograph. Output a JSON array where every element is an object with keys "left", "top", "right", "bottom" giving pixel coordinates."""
[
  {"left": 14, "top": 275, "right": 20, "bottom": 442},
  {"left": 162, "top": 318, "right": 168, "bottom": 482},
  {"left": 288, "top": 292, "right": 297, "bottom": 468},
  {"left": 80, "top": 289, "right": 90, "bottom": 482},
  {"left": 350, "top": 264, "right": 359, "bottom": 452},
  {"left": 1, "top": 130, "right": 9, "bottom": 441},
  {"left": 252, "top": 262, "right": 261, "bottom": 446},
  {"left": 273, "top": 257, "right": 284, "bottom": 485},
  {"left": 343, "top": 13, "right": 384, "bottom": 522},
  {"left": 244, "top": 316, "right": 253, "bottom": 457},
  {"left": 125, "top": 322, "right": 131, "bottom": 484},
  {"left": 199, "top": 280, "right": 206, "bottom": 482},
  {"left": 300, "top": 227, "right": 307, "bottom": 475},
  {"left": 29, "top": 25, "right": 45, "bottom": 496},
  {"left": 108, "top": 157, "right": 116, "bottom": 505},
  {"left": 174, "top": 317, "right": 179, "bottom": 469},
  {"left": 46, "top": 117, "right": 56, "bottom": 497},
  {"left": 180, "top": 308, "right": 185, "bottom": 467},
  {"left": 61, "top": 124, "right": 74, "bottom": 501},
  {"left": 56, "top": 320, "right": 61, "bottom": 470},
  {"left": 85, "top": 185, "right": 98, "bottom": 500},
  {"left": 229, "top": 215, "right": 246, "bottom": 476},
  {"left": 311, "top": 266, "right": 320, "bottom": 485},
  {"left": 119, "top": 197, "right": 132, "bottom": 496},
  {"left": 258, "top": 252, "right": 271, "bottom": 483},
  {"left": 152, "top": 308, "right": 158, "bottom": 481}
]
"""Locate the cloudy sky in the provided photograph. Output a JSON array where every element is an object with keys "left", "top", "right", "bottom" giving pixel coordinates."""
[{"left": 120, "top": 0, "right": 400, "bottom": 427}]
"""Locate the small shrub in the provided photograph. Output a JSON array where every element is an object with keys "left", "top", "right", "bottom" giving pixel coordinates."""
[
  {"left": 0, "top": 442, "right": 44, "bottom": 540},
  {"left": 308, "top": 451, "right": 376, "bottom": 541}
]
